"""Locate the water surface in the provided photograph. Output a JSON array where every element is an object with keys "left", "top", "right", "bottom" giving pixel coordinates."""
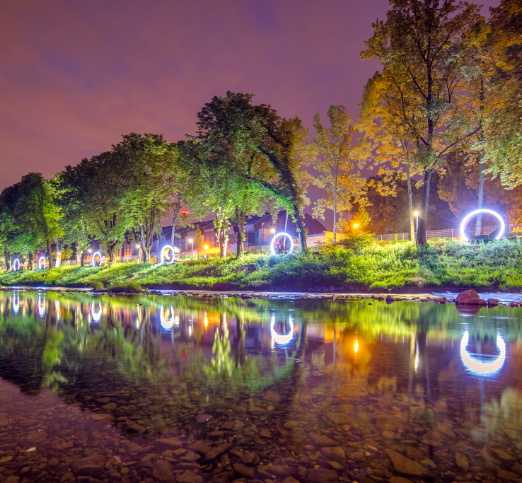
[{"left": 1, "top": 291, "right": 522, "bottom": 483}]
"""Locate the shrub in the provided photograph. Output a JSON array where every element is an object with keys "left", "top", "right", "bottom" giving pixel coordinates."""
[{"left": 91, "top": 281, "right": 104, "bottom": 291}]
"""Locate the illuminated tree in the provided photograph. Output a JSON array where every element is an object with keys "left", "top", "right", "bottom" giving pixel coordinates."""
[
  {"left": 361, "top": 0, "right": 482, "bottom": 244},
  {"left": 300, "top": 105, "right": 366, "bottom": 244}
]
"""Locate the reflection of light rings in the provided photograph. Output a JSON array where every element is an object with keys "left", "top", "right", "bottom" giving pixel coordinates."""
[
  {"left": 270, "top": 314, "right": 294, "bottom": 345},
  {"left": 91, "top": 301, "right": 102, "bottom": 322},
  {"left": 270, "top": 232, "right": 294, "bottom": 256},
  {"left": 38, "top": 258, "right": 46, "bottom": 270},
  {"left": 460, "top": 330, "right": 506, "bottom": 376},
  {"left": 161, "top": 245, "right": 176, "bottom": 263},
  {"left": 460, "top": 209, "right": 505, "bottom": 242},
  {"left": 38, "top": 296, "right": 45, "bottom": 318},
  {"left": 12, "top": 259, "right": 19, "bottom": 271},
  {"left": 91, "top": 252, "right": 102, "bottom": 267},
  {"left": 13, "top": 294, "right": 19, "bottom": 314},
  {"left": 160, "top": 305, "right": 178, "bottom": 330}
]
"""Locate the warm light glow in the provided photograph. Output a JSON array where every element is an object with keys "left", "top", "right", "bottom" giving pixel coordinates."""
[
  {"left": 91, "top": 251, "right": 102, "bottom": 267},
  {"left": 136, "top": 244, "right": 140, "bottom": 248},
  {"left": 12, "top": 259, "right": 19, "bottom": 271},
  {"left": 354, "top": 339, "right": 359, "bottom": 354},
  {"left": 38, "top": 258, "right": 46, "bottom": 270},
  {"left": 414, "top": 352, "right": 419, "bottom": 372},
  {"left": 414, "top": 211, "right": 419, "bottom": 216},
  {"left": 460, "top": 330, "right": 506, "bottom": 376},
  {"left": 161, "top": 245, "right": 178, "bottom": 264},
  {"left": 91, "top": 301, "right": 102, "bottom": 322},
  {"left": 270, "top": 314, "right": 294, "bottom": 345},
  {"left": 204, "top": 312, "right": 208, "bottom": 328},
  {"left": 204, "top": 245, "right": 209, "bottom": 250},
  {"left": 270, "top": 228, "right": 275, "bottom": 233},
  {"left": 270, "top": 232, "right": 295, "bottom": 256},
  {"left": 353, "top": 223, "right": 359, "bottom": 228},
  {"left": 189, "top": 238, "right": 193, "bottom": 243},
  {"left": 460, "top": 209, "right": 505, "bottom": 242},
  {"left": 88, "top": 248, "right": 92, "bottom": 253}
]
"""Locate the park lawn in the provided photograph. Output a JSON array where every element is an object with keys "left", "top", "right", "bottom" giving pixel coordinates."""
[{"left": 1, "top": 239, "right": 522, "bottom": 291}]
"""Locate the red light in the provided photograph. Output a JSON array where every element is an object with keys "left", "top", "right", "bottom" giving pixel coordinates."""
[{"left": 181, "top": 210, "right": 188, "bottom": 216}]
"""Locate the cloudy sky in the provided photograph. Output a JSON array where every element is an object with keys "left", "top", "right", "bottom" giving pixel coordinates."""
[{"left": 0, "top": 0, "right": 499, "bottom": 227}]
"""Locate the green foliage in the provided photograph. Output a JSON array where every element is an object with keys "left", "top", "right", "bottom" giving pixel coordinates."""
[
  {"left": 107, "top": 282, "right": 144, "bottom": 293},
  {"left": 91, "top": 281, "right": 104, "bottom": 291}
]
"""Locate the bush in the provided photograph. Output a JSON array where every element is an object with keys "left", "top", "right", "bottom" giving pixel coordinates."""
[
  {"left": 91, "top": 281, "right": 104, "bottom": 291},
  {"left": 107, "top": 282, "right": 144, "bottom": 293}
]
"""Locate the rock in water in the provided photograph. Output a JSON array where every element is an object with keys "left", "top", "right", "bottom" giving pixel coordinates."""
[
  {"left": 195, "top": 414, "right": 213, "bottom": 424},
  {"left": 456, "top": 289, "right": 486, "bottom": 305},
  {"left": 455, "top": 452, "right": 469, "bottom": 471},
  {"left": 326, "top": 413, "right": 350, "bottom": 425},
  {"left": 385, "top": 449, "right": 430, "bottom": 477}
]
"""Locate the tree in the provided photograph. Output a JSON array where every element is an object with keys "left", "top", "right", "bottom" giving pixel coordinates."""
[
  {"left": 361, "top": 0, "right": 482, "bottom": 244},
  {"left": 300, "top": 105, "right": 366, "bottom": 244},
  {"left": 194, "top": 92, "right": 310, "bottom": 252}
]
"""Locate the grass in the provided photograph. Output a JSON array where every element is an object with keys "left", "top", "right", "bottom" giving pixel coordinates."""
[{"left": 1, "top": 238, "right": 522, "bottom": 291}]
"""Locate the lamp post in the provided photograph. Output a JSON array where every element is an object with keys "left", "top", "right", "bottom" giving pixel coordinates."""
[
  {"left": 353, "top": 223, "right": 359, "bottom": 235},
  {"left": 189, "top": 238, "right": 193, "bottom": 259},
  {"left": 414, "top": 211, "right": 419, "bottom": 241}
]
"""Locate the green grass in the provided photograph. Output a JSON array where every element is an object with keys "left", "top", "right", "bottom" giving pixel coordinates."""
[{"left": 2, "top": 238, "right": 522, "bottom": 291}]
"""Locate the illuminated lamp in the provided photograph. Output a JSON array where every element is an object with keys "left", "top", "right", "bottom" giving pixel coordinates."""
[
  {"left": 12, "top": 259, "right": 19, "bottom": 271},
  {"left": 270, "top": 232, "right": 294, "bottom": 256},
  {"left": 91, "top": 301, "right": 102, "bottom": 322},
  {"left": 38, "top": 258, "right": 46, "bottom": 270},
  {"left": 460, "top": 330, "right": 506, "bottom": 376},
  {"left": 91, "top": 252, "right": 102, "bottom": 267},
  {"left": 161, "top": 245, "right": 178, "bottom": 263},
  {"left": 181, "top": 209, "right": 189, "bottom": 216},
  {"left": 160, "top": 305, "right": 177, "bottom": 330},
  {"left": 38, "top": 296, "right": 45, "bottom": 318},
  {"left": 460, "top": 209, "right": 505, "bottom": 242},
  {"left": 270, "top": 314, "right": 294, "bottom": 345}
]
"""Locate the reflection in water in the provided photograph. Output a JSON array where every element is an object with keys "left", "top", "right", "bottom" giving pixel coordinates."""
[
  {"left": 1, "top": 291, "right": 522, "bottom": 482},
  {"left": 460, "top": 330, "right": 506, "bottom": 376}
]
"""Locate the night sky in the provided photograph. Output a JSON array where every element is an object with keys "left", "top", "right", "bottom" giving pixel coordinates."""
[{"left": 0, "top": 0, "right": 499, "bottom": 227}]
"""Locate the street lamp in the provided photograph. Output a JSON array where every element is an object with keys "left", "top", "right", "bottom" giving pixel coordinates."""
[
  {"left": 353, "top": 223, "right": 359, "bottom": 234},
  {"left": 414, "top": 211, "right": 419, "bottom": 240},
  {"left": 189, "top": 238, "right": 193, "bottom": 259}
]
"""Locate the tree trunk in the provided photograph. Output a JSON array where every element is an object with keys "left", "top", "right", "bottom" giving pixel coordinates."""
[
  {"left": 333, "top": 172, "right": 338, "bottom": 244},
  {"left": 171, "top": 207, "right": 180, "bottom": 248},
  {"left": 417, "top": 169, "right": 433, "bottom": 245},
  {"left": 475, "top": 157, "right": 485, "bottom": 236},
  {"left": 139, "top": 224, "right": 150, "bottom": 263},
  {"left": 76, "top": 240, "right": 83, "bottom": 266},
  {"left": 236, "top": 210, "right": 245, "bottom": 258},
  {"left": 28, "top": 252, "right": 34, "bottom": 271},
  {"left": 294, "top": 204, "right": 308, "bottom": 251},
  {"left": 283, "top": 210, "right": 288, "bottom": 249},
  {"left": 407, "top": 164, "right": 414, "bottom": 241},
  {"left": 46, "top": 239, "right": 55, "bottom": 269},
  {"left": 4, "top": 249, "right": 10, "bottom": 271},
  {"left": 219, "top": 226, "right": 228, "bottom": 258},
  {"left": 55, "top": 237, "right": 60, "bottom": 268}
]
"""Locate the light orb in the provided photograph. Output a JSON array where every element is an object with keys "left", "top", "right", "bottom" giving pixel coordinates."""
[
  {"left": 91, "top": 251, "right": 102, "bottom": 267},
  {"left": 460, "top": 330, "right": 506, "bottom": 376},
  {"left": 12, "top": 259, "right": 19, "bottom": 271},
  {"left": 270, "top": 232, "right": 294, "bottom": 256},
  {"left": 460, "top": 209, "right": 505, "bottom": 242}
]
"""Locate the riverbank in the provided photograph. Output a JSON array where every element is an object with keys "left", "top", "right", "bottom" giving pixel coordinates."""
[{"left": 1, "top": 239, "right": 522, "bottom": 292}]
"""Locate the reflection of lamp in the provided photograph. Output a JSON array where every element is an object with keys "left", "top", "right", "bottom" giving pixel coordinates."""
[
  {"left": 13, "top": 293, "right": 19, "bottom": 314},
  {"left": 354, "top": 339, "right": 359, "bottom": 354},
  {"left": 270, "top": 314, "right": 294, "bottom": 345},
  {"left": 91, "top": 301, "right": 102, "bottom": 322},
  {"left": 38, "top": 296, "right": 45, "bottom": 318},
  {"left": 353, "top": 223, "right": 359, "bottom": 234},
  {"left": 160, "top": 305, "right": 176, "bottom": 330},
  {"left": 460, "top": 330, "right": 506, "bottom": 376}
]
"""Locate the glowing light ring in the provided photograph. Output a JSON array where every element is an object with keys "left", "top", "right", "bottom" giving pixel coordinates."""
[
  {"left": 91, "top": 301, "right": 102, "bottom": 322},
  {"left": 91, "top": 252, "right": 102, "bottom": 267},
  {"left": 38, "top": 258, "right": 46, "bottom": 270},
  {"left": 270, "top": 232, "right": 294, "bottom": 256},
  {"left": 160, "top": 305, "right": 177, "bottom": 330},
  {"left": 161, "top": 245, "right": 177, "bottom": 263},
  {"left": 270, "top": 314, "right": 294, "bottom": 345},
  {"left": 460, "top": 209, "right": 505, "bottom": 242},
  {"left": 12, "top": 259, "right": 19, "bottom": 271},
  {"left": 38, "top": 296, "right": 45, "bottom": 318},
  {"left": 460, "top": 330, "right": 506, "bottom": 376}
]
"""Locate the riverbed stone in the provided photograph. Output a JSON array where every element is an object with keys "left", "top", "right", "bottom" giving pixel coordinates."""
[
  {"left": 455, "top": 452, "right": 469, "bottom": 471},
  {"left": 307, "top": 468, "right": 339, "bottom": 483},
  {"left": 153, "top": 460, "right": 175, "bottom": 482},
  {"left": 325, "top": 413, "right": 350, "bottom": 425},
  {"left": 176, "top": 470, "right": 204, "bottom": 483},
  {"left": 156, "top": 438, "right": 183, "bottom": 450},
  {"left": 385, "top": 449, "right": 430, "bottom": 477}
]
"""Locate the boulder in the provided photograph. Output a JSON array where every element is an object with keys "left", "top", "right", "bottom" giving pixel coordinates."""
[
  {"left": 456, "top": 289, "right": 487, "bottom": 305},
  {"left": 488, "top": 298, "right": 500, "bottom": 306}
]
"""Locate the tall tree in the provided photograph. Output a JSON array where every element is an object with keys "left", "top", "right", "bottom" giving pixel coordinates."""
[
  {"left": 300, "top": 105, "right": 366, "bottom": 244},
  {"left": 361, "top": 0, "right": 482, "bottom": 244}
]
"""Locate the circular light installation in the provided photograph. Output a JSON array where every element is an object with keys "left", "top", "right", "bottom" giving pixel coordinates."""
[
  {"left": 38, "top": 258, "right": 46, "bottom": 270},
  {"left": 91, "top": 252, "right": 102, "bottom": 267},
  {"left": 270, "top": 314, "right": 294, "bottom": 345},
  {"left": 270, "top": 232, "right": 294, "bottom": 256},
  {"left": 12, "top": 259, "right": 19, "bottom": 271},
  {"left": 160, "top": 245, "right": 178, "bottom": 263},
  {"left": 460, "top": 209, "right": 505, "bottom": 242},
  {"left": 160, "top": 305, "right": 178, "bottom": 330},
  {"left": 460, "top": 330, "right": 506, "bottom": 376},
  {"left": 91, "top": 301, "right": 102, "bottom": 322}
]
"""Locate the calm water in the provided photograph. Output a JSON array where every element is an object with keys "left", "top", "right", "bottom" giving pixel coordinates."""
[{"left": 1, "top": 291, "right": 522, "bottom": 483}]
